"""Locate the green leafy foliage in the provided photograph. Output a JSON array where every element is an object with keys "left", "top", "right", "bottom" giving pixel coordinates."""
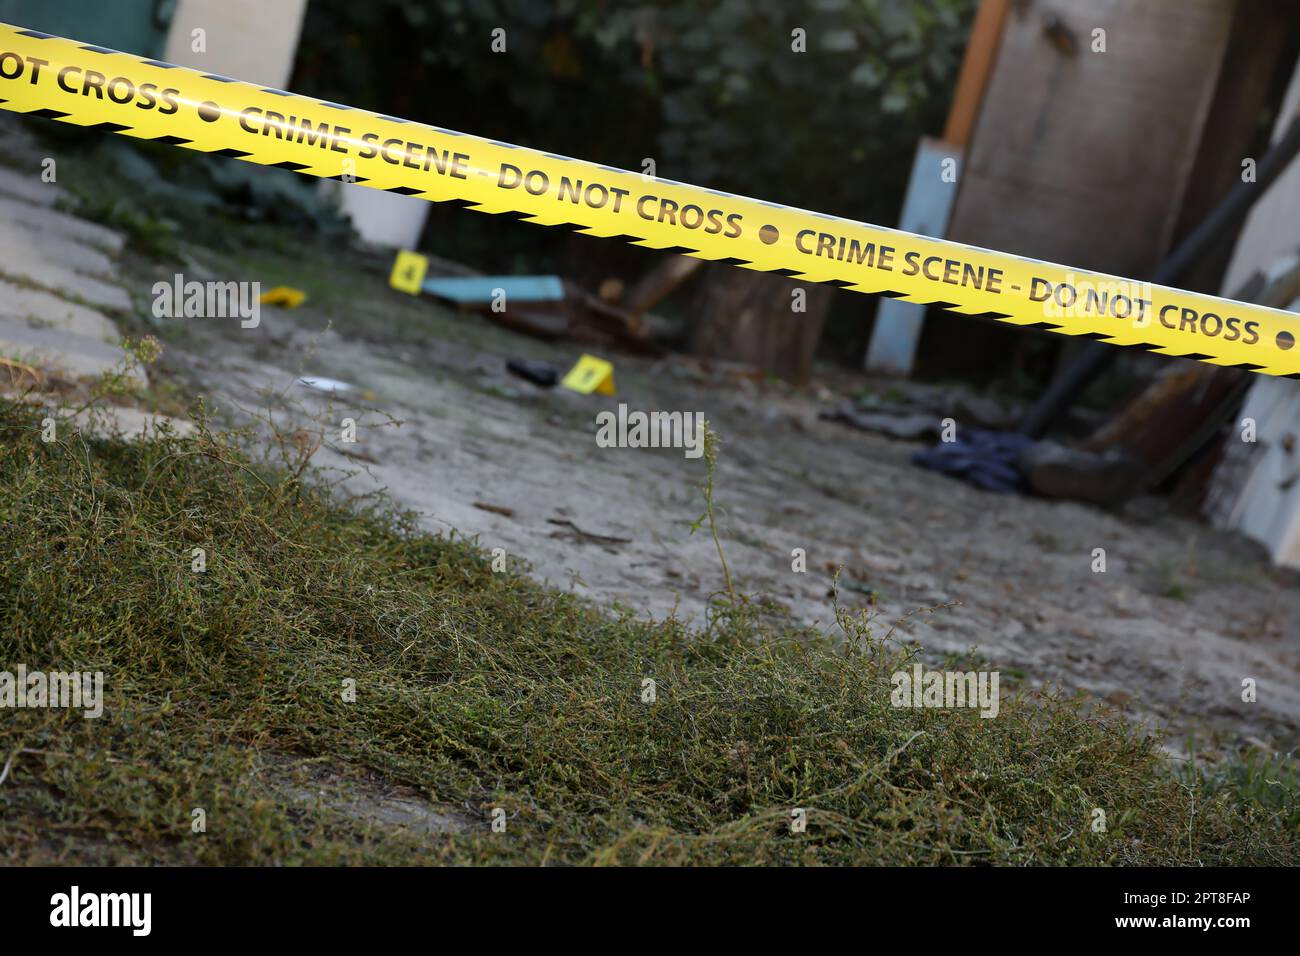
[{"left": 293, "top": 0, "right": 974, "bottom": 224}]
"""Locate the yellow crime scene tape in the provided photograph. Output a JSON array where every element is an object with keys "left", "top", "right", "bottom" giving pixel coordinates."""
[{"left": 2, "top": 22, "right": 1298, "bottom": 378}]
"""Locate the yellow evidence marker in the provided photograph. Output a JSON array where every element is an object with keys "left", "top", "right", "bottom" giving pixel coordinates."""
[
  {"left": 561, "top": 354, "right": 617, "bottom": 396},
  {"left": 259, "top": 286, "right": 307, "bottom": 308},
  {"left": 389, "top": 250, "right": 429, "bottom": 295}
]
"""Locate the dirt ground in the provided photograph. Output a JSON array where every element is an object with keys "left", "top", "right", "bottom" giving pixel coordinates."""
[
  {"left": 4, "top": 111, "right": 1296, "bottom": 873},
  {"left": 145, "top": 248, "right": 1300, "bottom": 758}
]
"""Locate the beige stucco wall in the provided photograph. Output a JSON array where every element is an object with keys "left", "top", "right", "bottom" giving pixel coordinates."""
[
  {"left": 163, "top": 0, "right": 308, "bottom": 89},
  {"left": 1220, "top": 59, "right": 1300, "bottom": 296},
  {"left": 1209, "top": 56, "right": 1300, "bottom": 568},
  {"left": 162, "top": 0, "right": 426, "bottom": 249}
]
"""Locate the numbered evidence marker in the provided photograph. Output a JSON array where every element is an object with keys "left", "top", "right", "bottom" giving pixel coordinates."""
[
  {"left": 561, "top": 354, "right": 616, "bottom": 396},
  {"left": 389, "top": 250, "right": 430, "bottom": 295}
]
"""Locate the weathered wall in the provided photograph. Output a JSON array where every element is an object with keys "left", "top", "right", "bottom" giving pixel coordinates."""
[
  {"left": 162, "top": 0, "right": 308, "bottom": 89},
  {"left": 1220, "top": 60, "right": 1300, "bottom": 296},
  {"left": 1207, "top": 55, "right": 1300, "bottom": 568},
  {"left": 946, "top": 0, "right": 1235, "bottom": 277},
  {"left": 0, "top": 0, "right": 167, "bottom": 56}
]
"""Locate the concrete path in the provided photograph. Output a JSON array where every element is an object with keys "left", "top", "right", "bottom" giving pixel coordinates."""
[{"left": 0, "top": 117, "right": 143, "bottom": 389}]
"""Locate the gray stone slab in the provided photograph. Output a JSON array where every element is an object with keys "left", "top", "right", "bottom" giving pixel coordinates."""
[
  {"left": 27, "top": 229, "right": 119, "bottom": 280},
  {"left": 0, "top": 165, "right": 64, "bottom": 207},
  {"left": 72, "top": 405, "right": 194, "bottom": 439},
  {"left": 0, "top": 195, "right": 125, "bottom": 254},
  {"left": 0, "top": 279, "right": 120, "bottom": 342},
  {"left": 0, "top": 233, "right": 132, "bottom": 312},
  {"left": 0, "top": 119, "right": 54, "bottom": 168},
  {"left": 0, "top": 315, "right": 143, "bottom": 386}
]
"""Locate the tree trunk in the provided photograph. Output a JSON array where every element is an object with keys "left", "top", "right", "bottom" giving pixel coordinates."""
[
  {"left": 622, "top": 254, "right": 705, "bottom": 315},
  {"left": 687, "top": 265, "right": 831, "bottom": 383}
]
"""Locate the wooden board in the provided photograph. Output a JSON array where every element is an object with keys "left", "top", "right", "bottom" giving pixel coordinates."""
[{"left": 946, "top": 0, "right": 1235, "bottom": 278}]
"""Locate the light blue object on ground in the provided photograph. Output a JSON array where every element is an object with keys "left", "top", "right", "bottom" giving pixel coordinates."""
[
  {"left": 863, "top": 138, "right": 962, "bottom": 376},
  {"left": 421, "top": 276, "right": 566, "bottom": 304}
]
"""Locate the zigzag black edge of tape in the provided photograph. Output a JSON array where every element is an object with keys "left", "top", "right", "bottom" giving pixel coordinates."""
[{"left": 5, "top": 88, "right": 1278, "bottom": 376}]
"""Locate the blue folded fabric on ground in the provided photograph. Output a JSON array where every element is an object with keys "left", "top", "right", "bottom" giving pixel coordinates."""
[{"left": 911, "top": 429, "right": 1034, "bottom": 493}]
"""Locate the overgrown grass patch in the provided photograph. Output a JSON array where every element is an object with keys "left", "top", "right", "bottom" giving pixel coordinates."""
[{"left": 0, "top": 396, "right": 1294, "bottom": 865}]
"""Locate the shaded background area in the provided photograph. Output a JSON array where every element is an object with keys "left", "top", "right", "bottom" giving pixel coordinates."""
[
  {"left": 287, "top": 0, "right": 974, "bottom": 378},
  {"left": 5, "top": 0, "right": 1300, "bottom": 565},
  {"left": 4, "top": 0, "right": 1298, "bottom": 388}
]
